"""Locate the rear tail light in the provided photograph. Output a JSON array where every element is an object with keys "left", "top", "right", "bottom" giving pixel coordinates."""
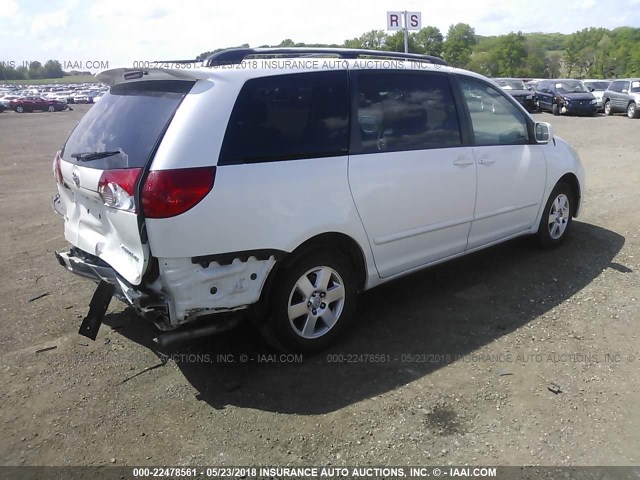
[
  {"left": 98, "top": 168, "right": 142, "bottom": 212},
  {"left": 141, "top": 167, "right": 216, "bottom": 219},
  {"left": 53, "top": 151, "right": 63, "bottom": 185}
]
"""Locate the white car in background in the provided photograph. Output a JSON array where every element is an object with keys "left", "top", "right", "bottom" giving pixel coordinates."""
[
  {"left": 0, "top": 94, "right": 21, "bottom": 108},
  {"left": 582, "top": 79, "right": 611, "bottom": 112},
  {"left": 53, "top": 48, "right": 585, "bottom": 353}
]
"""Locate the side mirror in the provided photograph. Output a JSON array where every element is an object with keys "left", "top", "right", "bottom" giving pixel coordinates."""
[
  {"left": 359, "top": 116, "right": 381, "bottom": 134},
  {"left": 588, "top": 87, "right": 595, "bottom": 92},
  {"left": 535, "top": 122, "right": 552, "bottom": 144}
]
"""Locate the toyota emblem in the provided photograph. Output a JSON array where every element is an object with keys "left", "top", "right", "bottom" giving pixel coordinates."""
[{"left": 72, "top": 171, "right": 80, "bottom": 187}]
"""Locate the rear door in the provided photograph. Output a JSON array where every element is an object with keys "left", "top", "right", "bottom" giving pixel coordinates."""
[
  {"left": 348, "top": 70, "right": 476, "bottom": 278},
  {"left": 55, "top": 80, "right": 194, "bottom": 285},
  {"left": 536, "top": 82, "right": 552, "bottom": 111}
]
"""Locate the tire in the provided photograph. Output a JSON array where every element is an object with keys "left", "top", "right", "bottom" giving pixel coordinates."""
[
  {"left": 604, "top": 100, "right": 612, "bottom": 116},
  {"left": 262, "top": 250, "right": 357, "bottom": 353},
  {"left": 47, "top": 105, "right": 55, "bottom": 112},
  {"left": 536, "top": 182, "right": 574, "bottom": 248},
  {"left": 552, "top": 103, "right": 559, "bottom": 116},
  {"left": 15, "top": 105, "right": 24, "bottom": 113},
  {"left": 627, "top": 102, "right": 639, "bottom": 119}
]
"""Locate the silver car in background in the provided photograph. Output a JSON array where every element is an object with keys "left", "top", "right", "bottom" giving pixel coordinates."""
[{"left": 602, "top": 78, "right": 640, "bottom": 118}]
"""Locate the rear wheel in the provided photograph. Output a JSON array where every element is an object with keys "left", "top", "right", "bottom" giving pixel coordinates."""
[
  {"left": 263, "top": 250, "right": 357, "bottom": 353},
  {"left": 627, "top": 102, "right": 639, "bottom": 119},
  {"left": 47, "top": 105, "right": 55, "bottom": 112},
  {"left": 536, "top": 182, "right": 574, "bottom": 248},
  {"left": 604, "top": 100, "right": 612, "bottom": 116}
]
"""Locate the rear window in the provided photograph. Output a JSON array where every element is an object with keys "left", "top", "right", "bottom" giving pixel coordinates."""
[{"left": 61, "top": 80, "right": 193, "bottom": 170}]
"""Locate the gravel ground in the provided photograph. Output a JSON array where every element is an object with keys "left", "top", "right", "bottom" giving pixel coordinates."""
[{"left": 0, "top": 105, "right": 638, "bottom": 468}]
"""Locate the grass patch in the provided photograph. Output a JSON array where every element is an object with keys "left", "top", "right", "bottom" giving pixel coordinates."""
[{"left": 2, "top": 75, "right": 97, "bottom": 85}]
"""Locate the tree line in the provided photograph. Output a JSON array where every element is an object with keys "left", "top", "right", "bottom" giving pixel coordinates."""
[
  {"left": 198, "top": 25, "right": 640, "bottom": 79},
  {"left": 0, "top": 60, "right": 65, "bottom": 80},
  {"left": 4, "top": 25, "right": 638, "bottom": 81}
]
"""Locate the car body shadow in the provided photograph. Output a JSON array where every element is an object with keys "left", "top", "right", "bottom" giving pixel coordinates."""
[{"left": 103, "top": 221, "right": 625, "bottom": 415}]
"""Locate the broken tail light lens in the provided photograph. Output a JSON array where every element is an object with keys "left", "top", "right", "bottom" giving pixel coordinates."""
[
  {"left": 141, "top": 167, "right": 216, "bottom": 219},
  {"left": 98, "top": 168, "right": 142, "bottom": 212}
]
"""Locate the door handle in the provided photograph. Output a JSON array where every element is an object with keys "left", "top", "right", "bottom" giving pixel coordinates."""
[
  {"left": 453, "top": 156, "right": 474, "bottom": 166},
  {"left": 477, "top": 155, "right": 495, "bottom": 165}
]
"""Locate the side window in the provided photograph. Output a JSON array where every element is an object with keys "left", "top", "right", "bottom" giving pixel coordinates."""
[
  {"left": 354, "top": 72, "right": 461, "bottom": 154},
  {"left": 610, "top": 81, "right": 623, "bottom": 93},
  {"left": 460, "top": 77, "right": 529, "bottom": 146},
  {"left": 219, "top": 71, "right": 349, "bottom": 165}
]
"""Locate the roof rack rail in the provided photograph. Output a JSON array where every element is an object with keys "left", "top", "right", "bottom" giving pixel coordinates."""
[
  {"left": 204, "top": 47, "right": 448, "bottom": 67},
  {"left": 151, "top": 59, "right": 202, "bottom": 64}
]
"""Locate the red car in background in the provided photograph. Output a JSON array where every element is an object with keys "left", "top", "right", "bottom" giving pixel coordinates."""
[{"left": 10, "top": 96, "right": 68, "bottom": 113}]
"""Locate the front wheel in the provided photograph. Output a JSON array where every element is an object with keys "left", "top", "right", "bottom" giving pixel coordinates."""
[
  {"left": 627, "top": 102, "right": 639, "bottom": 119},
  {"left": 536, "top": 183, "right": 574, "bottom": 248},
  {"left": 552, "top": 103, "right": 560, "bottom": 116},
  {"left": 263, "top": 251, "right": 357, "bottom": 353},
  {"left": 15, "top": 105, "right": 24, "bottom": 113},
  {"left": 604, "top": 100, "right": 613, "bottom": 116},
  {"left": 47, "top": 105, "right": 55, "bottom": 112}
]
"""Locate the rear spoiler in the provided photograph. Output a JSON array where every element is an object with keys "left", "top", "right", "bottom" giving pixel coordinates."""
[{"left": 96, "top": 67, "right": 213, "bottom": 87}]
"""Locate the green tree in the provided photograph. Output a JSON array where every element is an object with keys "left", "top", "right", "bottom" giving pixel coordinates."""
[
  {"left": 522, "top": 39, "right": 547, "bottom": 77},
  {"left": 545, "top": 52, "right": 563, "bottom": 78},
  {"left": 357, "top": 30, "right": 387, "bottom": 50},
  {"left": 413, "top": 26, "right": 443, "bottom": 57},
  {"left": 385, "top": 31, "right": 418, "bottom": 52},
  {"left": 443, "top": 23, "right": 476, "bottom": 68},
  {"left": 468, "top": 50, "right": 499, "bottom": 76},
  {"left": 43, "top": 60, "right": 64, "bottom": 78},
  {"left": 495, "top": 32, "right": 527, "bottom": 76},
  {"left": 28, "top": 61, "right": 44, "bottom": 79}
]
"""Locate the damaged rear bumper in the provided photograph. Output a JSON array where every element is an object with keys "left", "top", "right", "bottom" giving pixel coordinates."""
[
  {"left": 55, "top": 248, "right": 168, "bottom": 319},
  {"left": 55, "top": 247, "right": 280, "bottom": 328}
]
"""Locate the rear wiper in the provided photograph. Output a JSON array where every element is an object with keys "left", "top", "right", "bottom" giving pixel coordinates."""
[{"left": 70, "top": 150, "right": 121, "bottom": 162}]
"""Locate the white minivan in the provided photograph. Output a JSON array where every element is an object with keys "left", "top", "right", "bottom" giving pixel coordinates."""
[{"left": 53, "top": 48, "right": 584, "bottom": 352}]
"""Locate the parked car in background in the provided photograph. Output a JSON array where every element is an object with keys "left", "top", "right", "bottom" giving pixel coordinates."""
[
  {"left": 73, "top": 91, "right": 92, "bottom": 104},
  {"left": 10, "top": 96, "right": 68, "bottom": 113},
  {"left": 493, "top": 78, "right": 536, "bottom": 112},
  {"left": 53, "top": 48, "right": 584, "bottom": 353},
  {"left": 52, "top": 91, "right": 74, "bottom": 104},
  {"left": 0, "top": 94, "right": 21, "bottom": 109},
  {"left": 602, "top": 78, "right": 640, "bottom": 118},
  {"left": 535, "top": 79, "right": 597, "bottom": 116},
  {"left": 582, "top": 79, "right": 610, "bottom": 112}
]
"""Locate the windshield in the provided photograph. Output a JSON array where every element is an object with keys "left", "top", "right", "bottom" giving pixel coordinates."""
[
  {"left": 61, "top": 80, "right": 193, "bottom": 170},
  {"left": 584, "top": 81, "right": 610, "bottom": 91},
  {"left": 555, "top": 81, "right": 589, "bottom": 93},
  {"left": 496, "top": 79, "right": 527, "bottom": 90}
]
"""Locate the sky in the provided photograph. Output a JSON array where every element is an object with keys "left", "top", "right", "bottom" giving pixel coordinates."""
[{"left": 1, "top": 0, "right": 639, "bottom": 71}]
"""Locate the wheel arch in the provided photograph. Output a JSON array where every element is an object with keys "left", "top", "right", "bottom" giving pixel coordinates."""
[
  {"left": 253, "top": 232, "right": 368, "bottom": 320},
  {"left": 557, "top": 173, "right": 581, "bottom": 217},
  {"left": 287, "top": 232, "right": 367, "bottom": 292}
]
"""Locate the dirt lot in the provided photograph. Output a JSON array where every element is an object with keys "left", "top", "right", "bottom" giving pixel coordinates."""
[{"left": 0, "top": 105, "right": 638, "bottom": 469}]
